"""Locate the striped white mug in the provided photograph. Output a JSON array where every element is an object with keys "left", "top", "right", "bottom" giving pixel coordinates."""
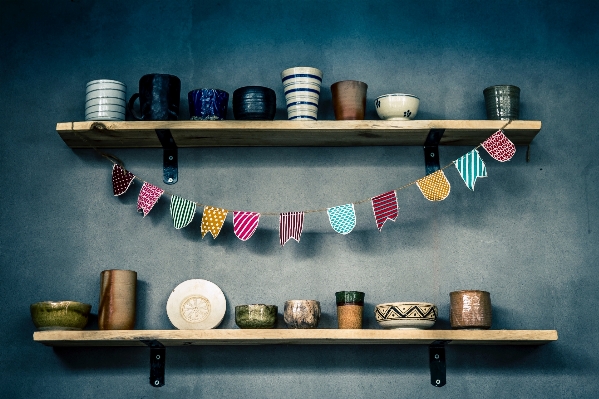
[
  {"left": 281, "top": 67, "right": 322, "bottom": 120},
  {"left": 85, "top": 79, "right": 127, "bottom": 121}
]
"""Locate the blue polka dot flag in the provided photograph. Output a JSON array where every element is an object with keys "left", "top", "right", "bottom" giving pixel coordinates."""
[
  {"left": 454, "top": 149, "right": 487, "bottom": 191},
  {"left": 327, "top": 204, "right": 356, "bottom": 235}
]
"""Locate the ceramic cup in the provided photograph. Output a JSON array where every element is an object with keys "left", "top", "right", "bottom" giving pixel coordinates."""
[
  {"left": 98, "top": 269, "right": 137, "bottom": 330},
  {"left": 233, "top": 86, "right": 276, "bottom": 120},
  {"left": 483, "top": 85, "right": 520, "bottom": 120},
  {"left": 85, "top": 79, "right": 127, "bottom": 121},
  {"left": 281, "top": 67, "right": 323, "bottom": 120},
  {"left": 335, "top": 291, "right": 365, "bottom": 329},
  {"left": 331, "top": 80, "right": 368, "bottom": 120},
  {"left": 127, "top": 74, "right": 181, "bottom": 121},
  {"left": 449, "top": 290, "right": 492, "bottom": 329},
  {"left": 283, "top": 300, "right": 321, "bottom": 329},
  {"left": 188, "top": 88, "right": 229, "bottom": 120}
]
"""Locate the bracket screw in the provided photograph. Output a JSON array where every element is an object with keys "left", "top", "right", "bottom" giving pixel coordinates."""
[
  {"left": 156, "top": 355, "right": 161, "bottom": 360},
  {"left": 168, "top": 178, "right": 173, "bottom": 183},
  {"left": 154, "top": 380, "right": 160, "bottom": 386},
  {"left": 434, "top": 354, "right": 440, "bottom": 360},
  {"left": 436, "top": 379, "right": 441, "bottom": 385},
  {"left": 168, "top": 156, "right": 173, "bottom": 160},
  {"left": 430, "top": 152, "right": 435, "bottom": 157}
]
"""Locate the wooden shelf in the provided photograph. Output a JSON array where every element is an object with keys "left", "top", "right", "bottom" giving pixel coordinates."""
[
  {"left": 56, "top": 120, "right": 541, "bottom": 149},
  {"left": 34, "top": 329, "right": 557, "bottom": 347}
]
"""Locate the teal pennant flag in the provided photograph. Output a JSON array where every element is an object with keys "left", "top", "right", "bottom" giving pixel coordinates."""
[
  {"left": 327, "top": 204, "right": 356, "bottom": 235},
  {"left": 170, "top": 195, "right": 197, "bottom": 229},
  {"left": 454, "top": 149, "right": 487, "bottom": 190}
]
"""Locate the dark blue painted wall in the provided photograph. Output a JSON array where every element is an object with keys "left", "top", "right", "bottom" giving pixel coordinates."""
[{"left": 1, "top": 0, "right": 598, "bottom": 397}]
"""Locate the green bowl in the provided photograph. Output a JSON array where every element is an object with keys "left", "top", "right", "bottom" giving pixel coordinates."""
[
  {"left": 235, "top": 304, "right": 278, "bottom": 329},
  {"left": 30, "top": 301, "right": 92, "bottom": 331}
]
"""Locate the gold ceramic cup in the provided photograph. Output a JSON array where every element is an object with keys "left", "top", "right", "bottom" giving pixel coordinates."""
[
  {"left": 98, "top": 269, "right": 137, "bottom": 330},
  {"left": 449, "top": 290, "right": 492, "bottom": 329}
]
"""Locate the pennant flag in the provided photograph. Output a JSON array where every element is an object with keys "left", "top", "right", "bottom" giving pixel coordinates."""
[
  {"left": 327, "top": 204, "right": 356, "bottom": 235},
  {"left": 170, "top": 195, "right": 196, "bottom": 229},
  {"left": 201, "top": 206, "right": 228, "bottom": 238},
  {"left": 482, "top": 130, "right": 516, "bottom": 162},
  {"left": 454, "top": 149, "right": 487, "bottom": 190},
  {"left": 137, "top": 182, "right": 164, "bottom": 217},
  {"left": 112, "top": 164, "right": 135, "bottom": 196},
  {"left": 280, "top": 212, "right": 304, "bottom": 246},
  {"left": 371, "top": 191, "right": 399, "bottom": 231},
  {"left": 233, "top": 211, "right": 260, "bottom": 241},
  {"left": 416, "top": 170, "right": 451, "bottom": 201}
]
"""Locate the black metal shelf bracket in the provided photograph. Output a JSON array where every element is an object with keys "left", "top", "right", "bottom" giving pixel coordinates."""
[
  {"left": 142, "top": 340, "right": 166, "bottom": 388},
  {"left": 423, "top": 129, "right": 446, "bottom": 175},
  {"left": 429, "top": 340, "right": 449, "bottom": 387},
  {"left": 155, "top": 129, "right": 178, "bottom": 185}
]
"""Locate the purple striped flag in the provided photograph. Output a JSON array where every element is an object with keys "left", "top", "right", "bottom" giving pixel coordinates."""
[
  {"left": 371, "top": 190, "right": 399, "bottom": 231},
  {"left": 233, "top": 211, "right": 261, "bottom": 241},
  {"left": 279, "top": 212, "right": 305, "bottom": 246}
]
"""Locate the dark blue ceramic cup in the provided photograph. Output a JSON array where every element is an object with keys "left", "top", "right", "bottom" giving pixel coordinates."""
[{"left": 188, "top": 89, "right": 229, "bottom": 120}]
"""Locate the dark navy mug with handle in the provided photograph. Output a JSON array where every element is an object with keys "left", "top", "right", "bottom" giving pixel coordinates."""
[{"left": 128, "top": 74, "right": 181, "bottom": 121}]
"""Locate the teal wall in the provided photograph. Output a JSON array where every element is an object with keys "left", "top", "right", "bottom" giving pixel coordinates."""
[{"left": 1, "top": 0, "right": 598, "bottom": 397}]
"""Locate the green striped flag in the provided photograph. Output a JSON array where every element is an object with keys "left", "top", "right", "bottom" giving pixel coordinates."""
[
  {"left": 170, "top": 195, "right": 197, "bottom": 229},
  {"left": 454, "top": 149, "right": 487, "bottom": 190}
]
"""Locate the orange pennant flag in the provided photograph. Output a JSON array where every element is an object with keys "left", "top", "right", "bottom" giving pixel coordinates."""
[
  {"left": 201, "top": 206, "right": 228, "bottom": 238},
  {"left": 416, "top": 170, "right": 451, "bottom": 201}
]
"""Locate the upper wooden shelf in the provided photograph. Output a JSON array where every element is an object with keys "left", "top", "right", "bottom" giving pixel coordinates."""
[
  {"left": 34, "top": 329, "right": 557, "bottom": 347},
  {"left": 56, "top": 120, "right": 542, "bottom": 149}
]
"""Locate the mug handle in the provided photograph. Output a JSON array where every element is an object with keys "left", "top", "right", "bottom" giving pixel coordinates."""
[{"left": 127, "top": 93, "right": 143, "bottom": 120}]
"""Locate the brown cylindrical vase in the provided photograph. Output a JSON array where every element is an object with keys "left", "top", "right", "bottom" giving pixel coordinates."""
[
  {"left": 335, "top": 291, "right": 365, "bottom": 329},
  {"left": 449, "top": 290, "right": 492, "bottom": 329},
  {"left": 98, "top": 269, "right": 137, "bottom": 330},
  {"left": 331, "top": 80, "right": 368, "bottom": 120}
]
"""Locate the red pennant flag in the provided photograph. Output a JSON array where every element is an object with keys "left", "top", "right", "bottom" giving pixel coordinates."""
[
  {"left": 279, "top": 212, "right": 304, "bottom": 246},
  {"left": 371, "top": 191, "right": 398, "bottom": 231},
  {"left": 137, "top": 182, "right": 164, "bottom": 217},
  {"left": 112, "top": 164, "right": 135, "bottom": 196},
  {"left": 233, "top": 211, "right": 261, "bottom": 241},
  {"left": 482, "top": 130, "right": 516, "bottom": 162}
]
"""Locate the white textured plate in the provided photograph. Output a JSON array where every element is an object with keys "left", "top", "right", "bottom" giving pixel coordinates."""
[{"left": 166, "top": 279, "right": 226, "bottom": 330}]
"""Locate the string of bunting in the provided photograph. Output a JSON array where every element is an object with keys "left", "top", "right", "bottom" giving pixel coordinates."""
[{"left": 101, "top": 120, "right": 515, "bottom": 246}]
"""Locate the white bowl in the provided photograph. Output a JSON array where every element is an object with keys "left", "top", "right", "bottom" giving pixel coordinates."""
[
  {"left": 375, "top": 94, "right": 419, "bottom": 120},
  {"left": 374, "top": 302, "right": 437, "bottom": 329}
]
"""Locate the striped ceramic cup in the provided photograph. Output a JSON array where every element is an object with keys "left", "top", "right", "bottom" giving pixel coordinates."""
[
  {"left": 85, "top": 79, "right": 127, "bottom": 121},
  {"left": 281, "top": 67, "right": 322, "bottom": 120}
]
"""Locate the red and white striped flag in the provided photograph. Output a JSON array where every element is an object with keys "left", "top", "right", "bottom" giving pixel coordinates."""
[
  {"left": 233, "top": 211, "right": 260, "bottom": 241},
  {"left": 279, "top": 212, "right": 304, "bottom": 246},
  {"left": 371, "top": 190, "right": 399, "bottom": 231}
]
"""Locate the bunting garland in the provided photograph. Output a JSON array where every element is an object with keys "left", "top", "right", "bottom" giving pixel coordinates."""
[
  {"left": 371, "top": 191, "right": 399, "bottom": 231},
  {"left": 454, "top": 149, "right": 487, "bottom": 190},
  {"left": 137, "top": 182, "right": 164, "bottom": 217},
  {"left": 170, "top": 195, "right": 196, "bottom": 229},
  {"left": 105, "top": 126, "right": 516, "bottom": 245},
  {"left": 280, "top": 212, "right": 304, "bottom": 246},
  {"left": 416, "top": 170, "right": 451, "bottom": 201},
  {"left": 201, "top": 206, "right": 228, "bottom": 238},
  {"left": 327, "top": 204, "right": 356, "bottom": 235},
  {"left": 233, "top": 211, "right": 261, "bottom": 241}
]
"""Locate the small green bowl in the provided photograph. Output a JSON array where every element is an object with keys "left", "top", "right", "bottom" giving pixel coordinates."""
[
  {"left": 30, "top": 301, "right": 92, "bottom": 331},
  {"left": 235, "top": 304, "right": 278, "bottom": 329}
]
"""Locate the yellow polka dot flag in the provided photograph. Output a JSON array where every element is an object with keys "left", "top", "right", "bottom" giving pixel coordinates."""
[
  {"left": 201, "top": 206, "right": 228, "bottom": 238},
  {"left": 416, "top": 170, "right": 451, "bottom": 201}
]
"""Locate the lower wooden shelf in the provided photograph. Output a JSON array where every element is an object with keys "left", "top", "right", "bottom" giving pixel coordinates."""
[{"left": 33, "top": 329, "right": 558, "bottom": 347}]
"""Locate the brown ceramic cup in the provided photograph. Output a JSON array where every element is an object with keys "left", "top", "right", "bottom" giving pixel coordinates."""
[
  {"left": 449, "top": 290, "right": 492, "bottom": 329},
  {"left": 331, "top": 80, "right": 368, "bottom": 120},
  {"left": 98, "top": 269, "right": 137, "bottom": 330},
  {"left": 283, "top": 300, "right": 321, "bottom": 329}
]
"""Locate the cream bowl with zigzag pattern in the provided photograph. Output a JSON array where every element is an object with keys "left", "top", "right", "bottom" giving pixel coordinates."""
[{"left": 374, "top": 302, "right": 437, "bottom": 329}]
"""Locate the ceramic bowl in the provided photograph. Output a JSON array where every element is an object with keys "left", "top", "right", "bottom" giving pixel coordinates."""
[
  {"left": 374, "top": 94, "right": 419, "bottom": 120},
  {"left": 283, "top": 300, "right": 321, "bottom": 329},
  {"left": 30, "top": 301, "right": 92, "bottom": 331},
  {"left": 235, "top": 304, "right": 278, "bottom": 329},
  {"left": 374, "top": 302, "right": 437, "bottom": 329},
  {"left": 233, "top": 86, "right": 276, "bottom": 120}
]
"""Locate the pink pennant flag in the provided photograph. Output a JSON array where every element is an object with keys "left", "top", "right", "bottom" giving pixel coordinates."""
[
  {"left": 371, "top": 190, "right": 399, "bottom": 231},
  {"left": 482, "top": 130, "right": 516, "bottom": 162},
  {"left": 112, "top": 164, "right": 135, "bottom": 196},
  {"left": 233, "top": 211, "right": 261, "bottom": 241},
  {"left": 279, "top": 212, "right": 304, "bottom": 246},
  {"left": 137, "top": 182, "right": 164, "bottom": 217}
]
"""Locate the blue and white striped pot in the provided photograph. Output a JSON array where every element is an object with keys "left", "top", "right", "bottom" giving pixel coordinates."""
[{"left": 281, "top": 67, "right": 322, "bottom": 120}]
